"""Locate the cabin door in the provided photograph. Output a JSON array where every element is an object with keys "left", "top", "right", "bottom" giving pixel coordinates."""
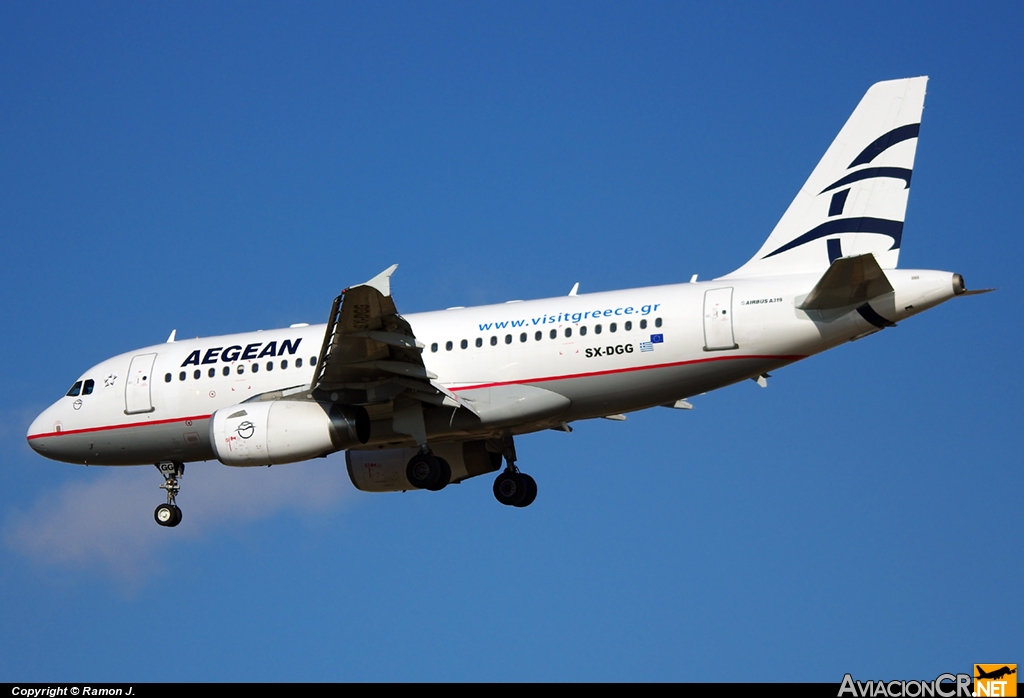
[
  {"left": 703, "top": 288, "right": 738, "bottom": 351},
  {"left": 125, "top": 353, "right": 157, "bottom": 414}
]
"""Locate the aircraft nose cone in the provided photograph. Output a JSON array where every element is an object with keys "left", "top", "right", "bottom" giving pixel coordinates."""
[{"left": 27, "top": 409, "right": 52, "bottom": 454}]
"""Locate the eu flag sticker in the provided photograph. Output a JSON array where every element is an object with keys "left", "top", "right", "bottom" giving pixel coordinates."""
[{"left": 650, "top": 334, "right": 664, "bottom": 343}]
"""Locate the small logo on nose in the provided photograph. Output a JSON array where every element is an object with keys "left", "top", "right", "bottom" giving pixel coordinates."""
[
  {"left": 236, "top": 421, "right": 255, "bottom": 439},
  {"left": 73, "top": 399, "right": 83, "bottom": 410}
]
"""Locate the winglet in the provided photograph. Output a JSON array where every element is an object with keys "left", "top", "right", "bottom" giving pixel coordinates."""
[{"left": 361, "top": 264, "right": 399, "bottom": 297}]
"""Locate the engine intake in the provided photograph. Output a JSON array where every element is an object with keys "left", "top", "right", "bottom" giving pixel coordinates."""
[{"left": 210, "top": 400, "right": 369, "bottom": 466}]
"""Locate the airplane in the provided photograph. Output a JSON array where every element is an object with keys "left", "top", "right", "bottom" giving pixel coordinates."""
[
  {"left": 26, "top": 76, "right": 989, "bottom": 527},
  {"left": 976, "top": 666, "right": 1017, "bottom": 681}
]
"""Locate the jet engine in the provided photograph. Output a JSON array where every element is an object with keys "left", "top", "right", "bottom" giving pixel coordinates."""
[
  {"left": 346, "top": 440, "right": 502, "bottom": 492},
  {"left": 210, "top": 399, "right": 369, "bottom": 466}
]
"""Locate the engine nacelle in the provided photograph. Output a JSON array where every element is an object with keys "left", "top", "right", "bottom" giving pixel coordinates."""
[
  {"left": 346, "top": 440, "right": 502, "bottom": 492},
  {"left": 210, "top": 400, "right": 369, "bottom": 466}
]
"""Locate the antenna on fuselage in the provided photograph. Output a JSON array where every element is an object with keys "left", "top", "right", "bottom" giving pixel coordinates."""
[
  {"left": 568, "top": 282, "right": 579, "bottom": 296},
  {"left": 166, "top": 329, "right": 176, "bottom": 343}
]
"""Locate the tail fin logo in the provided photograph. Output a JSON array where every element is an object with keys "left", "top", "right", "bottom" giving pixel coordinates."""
[
  {"left": 722, "top": 77, "right": 928, "bottom": 280},
  {"left": 849, "top": 123, "right": 920, "bottom": 167},
  {"left": 762, "top": 122, "right": 920, "bottom": 261}
]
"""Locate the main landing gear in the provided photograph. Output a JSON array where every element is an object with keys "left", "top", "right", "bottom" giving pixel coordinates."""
[
  {"left": 406, "top": 450, "right": 451, "bottom": 491},
  {"left": 492, "top": 435, "right": 537, "bottom": 508},
  {"left": 154, "top": 461, "right": 184, "bottom": 527},
  {"left": 403, "top": 435, "right": 538, "bottom": 508}
]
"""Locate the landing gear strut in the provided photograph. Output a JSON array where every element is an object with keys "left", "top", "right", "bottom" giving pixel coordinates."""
[
  {"left": 154, "top": 461, "right": 184, "bottom": 527},
  {"left": 406, "top": 450, "right": 451, "bottom": 491},
  {"left": 492, "top": 435, "right": 537, "bottom": 508}
]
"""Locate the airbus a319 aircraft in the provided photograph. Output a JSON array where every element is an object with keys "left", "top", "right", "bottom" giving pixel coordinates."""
[{"left": 27, "top": 77, "right": 987, "bottom": 527}]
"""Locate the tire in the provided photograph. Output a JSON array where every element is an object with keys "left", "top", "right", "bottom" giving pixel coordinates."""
[
  {"left": 514, "top": 473, "right": 537, "bottom": 508},
  {"left": 493, "top": 472, "right": 527, "bottom": 506},
  {"left": 154, "top": 503, "right": 175, "bottom": 526},
  {"left": 425, "top": 457, "right": 451, "bottom": 492},
  {"left": 170, "top": 505, "right": 182, "bottom": 527},
  {"left": 406, "top": 453, "right": 441, "bottom": 490}
]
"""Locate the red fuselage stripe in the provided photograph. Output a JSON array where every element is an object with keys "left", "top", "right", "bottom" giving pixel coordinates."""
[
  {"left": 28, "top": 414, "right": 212, "bottom": 440},
  {"left": 27, "top": 354, "right": 806, "bottom": 439}
]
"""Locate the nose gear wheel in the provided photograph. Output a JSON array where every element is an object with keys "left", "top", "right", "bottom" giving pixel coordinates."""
[{"left": 154, "top": 461, "right": 184, "bottom": 527}]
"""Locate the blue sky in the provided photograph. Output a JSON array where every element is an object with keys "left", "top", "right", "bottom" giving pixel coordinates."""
[{"left": 1, "top": 1, "right": 1020, "bottom": 682}]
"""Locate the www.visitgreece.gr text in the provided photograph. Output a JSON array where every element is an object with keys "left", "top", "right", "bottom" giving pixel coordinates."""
[{"left": 477, "top": 303, "right": 662, "bottom": 332}]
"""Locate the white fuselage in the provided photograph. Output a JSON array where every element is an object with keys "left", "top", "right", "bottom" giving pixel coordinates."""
[{"left": 26, "top": 269, "right": 959, "bottom": 467}]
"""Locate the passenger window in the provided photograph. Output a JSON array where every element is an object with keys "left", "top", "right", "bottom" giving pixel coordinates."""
[
  {"left": 640, "top": 319, "right": 647, "bottom": 330},
  {"left": 490, "top": 336, "right": 497, "bottom": 346},
  {"left": 267, "top": 361, "right": 273, "bottom": 371},
  {"left": 535, "top": 331, "right": 542, "bottom": 341},
  {"left": 520, "top": 333, "right": 527, "bottom": 343},
  {"left": 161, "top": 375, "right": 170, "bottom": 385},
  {"left": 208, "top": 368, "right": 216, "bottom": 378},
  {"left": 193, "top": 370, "right": 200, "bottom": 380},
  {"left": 475, "top": 338, "right": 482, "bottom": 348},
  {"left": 461, "top": 339, "right": 468, "bottom": 349},
  {"left": 311, "top": 356, "right": 317, "bottom": 365},
  {"left": 610, "top": 322, "right": 617, "bottom": 333},
  {"left": 505, "top": 334, "right": 512, "bottom": 344},
  {"left": 223, "top": 367, "right": 230, "bottom": 376},
  {"left": 252, "top": 363, "right": 259, "bottom": 373},
  {"left": 281, "top": 359, "right": 288, "bottom": 369},
  {"left": 82, "top": 379, "right": 95, "bottom": 395},
  {"left": 446, "top": 341, "right": 453, "bottom": 351},
  {"left": 237, "top": 365, "right": 245, "bottom": 375},
  {"left": 431, "top": 343, "right": 438, "bottom": 353},
  {"left": 296, "top": 358, "right": 303, "bottom": 368},
  {"left": 655, "top": 317, "right": 662, "bottom": 328},
  {"left": 595, "top": 324, "right": 602, "bottom": 335},
  {"left": 565, "top": 328, "right": 572, "bottom": 338},
  {"left": 625, "top": 321, "right": 632, "bottom": 331},
  {"left": 550, "top": 329, "right": 557, "bottom": 339},
  {"left": 580, "top": 326, "right": 587, "bottom": 336},
  {"left": 179, "top": 371, "right": 186, "bottom": 381}
]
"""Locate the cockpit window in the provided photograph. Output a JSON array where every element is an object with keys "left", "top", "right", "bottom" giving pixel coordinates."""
[
  {"left": 82, "top": 379, "right": 95, "bottom": 395},
  {"left": 66, "top": 381, "right": 82, "bottom": 397}
]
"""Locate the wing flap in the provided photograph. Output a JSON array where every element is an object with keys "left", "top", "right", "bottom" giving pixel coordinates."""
[{"left": 311, "top": 266, "right": 471, "bottom": 418}]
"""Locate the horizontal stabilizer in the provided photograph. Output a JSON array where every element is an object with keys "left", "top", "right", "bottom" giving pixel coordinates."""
[{"left": 798, "top": 253, "right": 893, "bottom": 310}]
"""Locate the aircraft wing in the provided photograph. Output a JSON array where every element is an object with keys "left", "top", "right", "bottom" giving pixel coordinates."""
[{"left": 310, "top": 265, "right": 471, "bottom": 412}]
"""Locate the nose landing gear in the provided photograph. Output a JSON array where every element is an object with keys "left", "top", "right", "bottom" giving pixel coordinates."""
[{"left": 154, "top": 461, "right": 184, "bottom": 527}]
